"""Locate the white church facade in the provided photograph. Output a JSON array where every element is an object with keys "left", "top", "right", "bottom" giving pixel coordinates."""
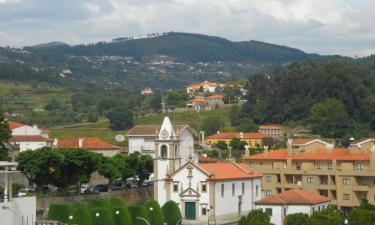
[{"left": 153, "top": 117, "right": 263, "bottom": 223}]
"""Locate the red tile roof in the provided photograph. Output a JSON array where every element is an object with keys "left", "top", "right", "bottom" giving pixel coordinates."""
[
  {"left": 8, "top": 121, "right": 24, "bottom": 129},
  {"left": 206, "top": 94, "right": 224, "bottom": 99},
  {"left": 291, "top": 139, "right": 315, "bottom": 145},
  {"left": 198, "top": 156, "right": 218, "bottom": 163},
  {"left": 245, "top": 148, "right": 371, "bottom": 161},
  {"left": 10, "top": 135, "right": 53, "bottom": 142},
  {"left": 57, "top": 137, "right": 119, "bottom": 150},
  {"left": 255, "top": 189, "right": 329, "bottom": 205},
  {"left": 199, "top": 161, "right": 262, "bottom": 181},
  {"left": 207, "top": 132, "right": 269, "bottom": 140}
]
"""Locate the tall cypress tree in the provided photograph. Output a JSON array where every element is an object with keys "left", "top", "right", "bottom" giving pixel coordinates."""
[{"left": 0, "top": 109, "right": 11, "bottom": 161}]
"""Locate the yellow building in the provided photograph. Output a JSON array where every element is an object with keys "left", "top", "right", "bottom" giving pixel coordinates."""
[
  {"left": 244, "top": 138, "right": 375, "bottom": 214},
  {"left": 205, "top": 132, "right": 270, "bottom": 147}
]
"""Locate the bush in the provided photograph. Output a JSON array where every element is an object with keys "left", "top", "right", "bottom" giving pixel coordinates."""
[
  {"left": 161, "top": 201, "right": 182, "bottom": 225},
  {"left": 112, "top": 206, "right": 132, "bottom": 225},
  {"left": 90, "top": 207, "right": 115, "bottom": 225},
  {"left": 72, "top": 205, "right": 92, "bottom": 225},
  {"left": 239, "top": 209, "right": 272, "bottom": 225},
  {"left": 109, "top": 197, "right": 125, "bottom": 208},
  {"left": 144, "top": 200, "right": 164, "bottom": 225},
  {"left": 310, "top": 208, "right": 343, "bottom": 225},
  {"left": 128, "top": 205, "right": 149, "bottom": 225},
  {"left": 285, "top": 213, "right": 311, "bottom": 225},
  {"left": 48, "top": 203, "right": 74, "bottom": 223},
  {"left": 88, "top": 199, "right": 111, "bottom": 209}
]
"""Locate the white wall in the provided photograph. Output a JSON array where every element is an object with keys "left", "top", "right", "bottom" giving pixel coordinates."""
[
  {"left": 128, "top": 136, "right": 156, "bottom": 154},
  {"left": 179, "top": 129, "right": 194, "bottom": 163},
  {"left": 91, "top": 149, "right": 119, "bottom": 157},
  {"left": 17, "top": 141, "right": 51, "bottom": 151},
  {"left": 215, "top": 178, "right": 262, "bottom": 217},
  {"left": 12, "top": 125, "right": 41, "bottom": 136},
  {"left": 0, "top": 197, "right": 36, "bottom": 225},
  {"left": 256, "top": 205, "right": 283, "bottom": 225}
]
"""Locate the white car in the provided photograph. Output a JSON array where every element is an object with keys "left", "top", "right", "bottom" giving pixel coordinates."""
[
  {"left": 17, "top": 188, "right": 33, "bottom": 197},
  {"left": 80, "top": 184, "right": 92, "bottom": 194}
]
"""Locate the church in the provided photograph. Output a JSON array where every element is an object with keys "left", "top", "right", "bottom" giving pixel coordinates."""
[{"left": 154, "top": 117, "right": 263, "bottom": 223}]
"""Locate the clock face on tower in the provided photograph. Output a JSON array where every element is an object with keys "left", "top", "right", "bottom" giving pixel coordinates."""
[{"left": 161, "top": 129, "right": 169, "bottom": 139}]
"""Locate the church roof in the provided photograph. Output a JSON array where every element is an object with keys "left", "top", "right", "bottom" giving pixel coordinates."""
[
  {"left": 127, "top": 124, "right": 192, "bottom": 136},
  {"left": 199, "top": 161, "right": 262, "bottom": 181}
]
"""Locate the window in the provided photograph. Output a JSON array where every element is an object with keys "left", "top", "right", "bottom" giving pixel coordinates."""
[
  {"left": 360, "top": 193, "right": 367, "bottom": 200},
  {"left": 307, "top": 177, "right": 314, "bottom": 183},
  {"left": 265, "top": 208, "right": 273, "bottom": 216},
  {"left": 161, "top": 145, "right": 167, "bottom": 159},
  {"left": 343, "top": 178, "right": 350, "bottom": 185},
  {"left": 242, "top": 182, "right": 245, "bottom": 195},
  {"left": 201, "top": 206, "right": 207, "bottom": 215},
  {"left": 356, "top": 163, "right": 364, "bottom": 171},
  {"left": 256, "top": 185, "right": 259, "bottom": 197},
  {"left": 265, "top": 190, "right": 272, "bottom": 196},
  {"left": 316, "top": 161, "right": 322, "bottom": 170},
  {"left": 173, "top": 183, "right": 178, "bottom": 192},
  {"left": 328, "top": 162, "right": 333, "bottom": 170},
  {"left": 201, "top": 183, "right": 207, "bottom": 193},
  {"left": 318, "top": 206, "right": 320, "bottom": 211},
  {"left": 174, "top": 145, "right": 179, "bottom": 157},
  {"left": 343, "top": 194, "right": 350, "bottom": 200},
  {"left": 221, "top": 184, "right": 224, "bottom": 197},
  {"left": 361, "top": 178, "right": 368, "bottom": 185},
  {"left": 232, "top": 183, "right": 235, "bottom": 196},
  {"left": 265, "top": 176, "right": 272, "bottom": 182},
  {"left": 296, "top": 162, "right": 301, "bottom": 170}
]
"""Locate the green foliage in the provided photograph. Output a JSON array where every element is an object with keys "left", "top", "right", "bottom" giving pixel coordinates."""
[
  {"left": 109, "top": 197, "right": 125, "bottom": 208},
  {"left": 88, "top": 199, "right": 111, "bottom": 210},
  {"left": 144, "top": 200, "right": 164, "bottom": 225},
  {"left": 348, "top": 199, "right": 375, "bottom": 225},
  {"left": 97, "top": 156, "right": 121, "bottom": 187},
  {"left": 128, "top": 205, "right": 149, "bottom": 225},
  {"left": 45, "top": 98, "right": 61, "bottom": 111},
  {"left": 235, "top": 118, "right": 256, "bottom": 132},
  {"left": 48, "top": 203, "right": 74, "bottom": 223},
  {"left": 112, "top": 206, "right": 132, "bottom": 225},
  {"left": 285, "top": 213, "right": 311, "bottom": 225},
  {"left": 90, "top": 207, "right": 115, "bottom": 225},
  {"left": 212, "top": 140, "right": 228, "bottom": 150},
  {"left": 107, "top": 106, "right": 134, "bottom": 131},
  {"left": 126, "top": 152, "right": 153, "bottom": 184},
  {"left": 230, "top": 138, "right": 247, "bottom": 150},
  {"left": 240, "top": 209, "right": 272, "bottom": 225},
  {"left": 202, "top": 115, "right": 226, "bottom": 135},
  {"left": 72, "top": 205, "right": 92, "bottom": 225},
  {"left": 166, "top": 91, "right": 188, "bottom": 108},
  {"left": 308, "top": 98, "right": 352, "bottom": 138},
  {"left": 161, "top": 201, "right": 182, "bottom": 225},
  {"left": 310, "top": 208, "right": 343, "bottom": 225},
  {"left": 0, "top": 109, "right": 11, "bottom": 160}
]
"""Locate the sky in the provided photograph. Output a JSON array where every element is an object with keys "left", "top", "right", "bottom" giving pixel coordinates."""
[{"left": 0, "top": 0, "right": 374, "bottom": 57}]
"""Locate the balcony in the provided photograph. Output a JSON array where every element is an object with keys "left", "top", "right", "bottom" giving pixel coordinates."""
[{"left": 353, "top": 186, "right": 369, "bottom": 192}]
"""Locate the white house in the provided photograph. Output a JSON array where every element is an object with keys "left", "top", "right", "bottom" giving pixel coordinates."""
[
  {"left": 8, "top": 121, "right": 53, "bottom": 153},
  {"left": 127, "top": 123, "right": 195, "bottom": 157},
  {"left": 255, "top": 189, "right": 330, "bottom": 225},
  {"left": 153, "top": 117, "right": 263, "bottom": 223}
]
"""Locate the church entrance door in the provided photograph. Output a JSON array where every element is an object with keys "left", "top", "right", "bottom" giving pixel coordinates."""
[{"left": 185, "top": 202, "right": 196, "bottom": 220}]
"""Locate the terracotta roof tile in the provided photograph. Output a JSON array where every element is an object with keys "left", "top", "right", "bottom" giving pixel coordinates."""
[
  {"left": 10, "top": 135, "right": 53, "bottom": 142},
  {"left": 291, "top": 139, "right": 315, "bottom": 145},
  {"left": 8, "top": 121, "right": 24, "bottom": 129},
  {"left": 199, "top": 161, "right": 262, "bottom": 180},
  {"left": 206, "top": 132, "right": 269, "bottom": 140},
  {"left": 206, "top": 94, "right": 224, "bottom": 99},
  {"left": 255, "top": 189, "right": 329, "bottom": 205},
  {"left": 57, "top": 137, "right": 119, "bottom": 150}
]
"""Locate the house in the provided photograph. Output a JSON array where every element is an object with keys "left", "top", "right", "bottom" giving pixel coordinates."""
[
  {"left": 186, "top": 81, "right": 224, "bottom": 94},
  {"left": 141, "top": 87, "right": 154, "bottom": 95},
  {"left": 187, "top": 99, "right": 209, "bottom": 112},
  {"left": 255, "top": 189, "right": 330, "bottom": 225},
  {"left": 205, "top": 132, "right": 270, "bottom": 148},
  {"left": 186, "top": 94, "right": 224, "bottom": 112},
  {"left": 127, "top": 123, "right": 195, "bottom": 157},
  {"left": 153, "top": 117, "right": 263, "bottom": 223},
  {"left": 258, "top": 125, "right": 285, "bottom": 140},
  {"left": 55, "top": 137, "right": 122, "bottom": 157},
  {"left": 206, "top": 94, "right": 224, "bottom": 105},
  {"left": 8, "top": 121, "right": 53, "bottom": 154},
  {"left": 244, "top": 138, "right": 375, "bottom": 214}
]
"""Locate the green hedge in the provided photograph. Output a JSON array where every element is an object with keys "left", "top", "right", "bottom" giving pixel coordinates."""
[
  {"left": 144, "top": 200, "right": 164, "bottom": 225},
  {"left": 48, "top": 203, "right": 74, "bottom": 224},
  {"left": 110, "top": 197, "right": 125, "bottom": 208},
  {"left": 112, "top": 205, "right": 132, "bottom": 225},
  {"left": 128, "top": 205, "right": 149, "bottom": 225},
  {"left": 161, "top": 201, "right": 182, "bottom": 225},
  {"left": 88, "top": 199, "right": 111, "bottom": 209},
  {"left": 72, "top": 205, "right": 92, "bottom": 225},
  {"left": 90, "top": 207, "right": 115, "bottom": 225}
]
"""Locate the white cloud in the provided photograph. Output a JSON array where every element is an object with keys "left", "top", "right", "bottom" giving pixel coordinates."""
[{"left": 0, "top": 0, "right": 374, "bottom": 56}]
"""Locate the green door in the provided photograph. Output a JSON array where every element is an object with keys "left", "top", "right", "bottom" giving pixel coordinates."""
[{"left": 185, "top": 202, "right": 196, "bottom": 220}]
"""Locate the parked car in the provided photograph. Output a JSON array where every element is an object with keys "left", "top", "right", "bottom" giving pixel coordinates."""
[
  {"left": 80, "top": 184, "right": 93, "bottom": 194},
  {"left": 126, "top": 178, "right": 139, "bottom": 188},
  {"left": 93, "top": 184, "right": 108, "bottom": 193},
  {"left": 142, "top": 180, "right": 154, "bottom": 187},
  {"left": 111, "top": 182, "right": 125, "bottom": 191},
  {"left": 17, "top": 188, "right": 34, "bottom": 197}
]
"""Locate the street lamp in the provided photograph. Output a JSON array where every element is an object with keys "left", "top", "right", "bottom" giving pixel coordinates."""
[
  {"left": 136, "top": 207, "right": 153, "bottom": 225},
  {"left": 96, "top": 212, "right": 100, "bottom": 217},
  {"left": 344, "top": 218, "right": 349, "bottom": 225},
  {"left": 69, "top": 215, "right": 74, "bottom": 220},
  {"left": 115, "top": 210, "right": 120, "bottom": 215}
]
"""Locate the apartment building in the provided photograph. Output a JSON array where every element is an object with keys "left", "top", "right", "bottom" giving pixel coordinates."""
[
  {"left": 258, "top": 125, "right": 285, "bottom": 140},
  {"left": 244, "top": 138, "right": 375, "bottom": 214}
]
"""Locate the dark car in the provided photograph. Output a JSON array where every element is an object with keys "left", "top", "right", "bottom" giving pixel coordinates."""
[
  {"left": 93, "top": 184, "right": 108, "bottom": 193},
  {"left": 111, "top": 182, "right": 125, "bottom": 191},
  {"left": 142, "top": 180, "right": 154, "bottom": 187}
]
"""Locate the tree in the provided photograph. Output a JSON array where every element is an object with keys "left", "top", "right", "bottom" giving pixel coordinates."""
[
  {"left": 310, "top": 208, "right": 343, "bottom": 225},
  {"left": 113, "top": 154, "right": 134, "bottom": 183},
  {"left": 72, "top": 205, "right": 92, "bottom": 225},
  {"left": 128, "top": 205, "right": 149, "bottom": 225},
  {"left": 126, "top": 152, "right": 153, "bottom": 185},
  {"left": 112, "top": 205, "right": 132, "bottom": 225},
  {"left": 161, "top": 201, "right": 182, "bottom": 225},
  {"left": 45, "top": 98, "right": 61, "bottom": 111},
  {"left": 97, "top": 156, "right": 121, "bottom": 191},
  {"left": 236, "top": 118, "right": 256, "bottom": 132},
  {"left": 309, "top": 98, "right": 352, "bottom": 138},
  {"left": 0, "top": 110, "right": 11, "bottom": 161},
  {"left": 48, "top": 203, "right": 74, "bottom": 224},
  {"left": 229, "top": 105, "right": 241, "bottom": 126},
  {"left": 360, "top": 95, "right": 375, "bottom": 130},
  {"left": 144, "top": 200, "right": 164, "bottom": 225},
  {"left": 285, "top": 213, "right": 311, "bottom": 225},
  {"left": 348, "top": 199, "right": 375, "bottom": 225},
  {"left": 230, "top": 138, "right": 246, "bottom": 150},
  {"left": 202, "top": 116, "right": 225, "bottom": 135},
  {"left": 213, "top": 141, "right": 228, "bottom": 150},
  {"left": 17, "top": 147, "right": 64, "bottom": 192},
  {"left": 239, "top": 209, "right": 272, "bottom": 225},
  {"left": 90, "top": 207, "right": 115, "bottom": 225},
  {"left": 107, "top": 106, "right": 134, "bottom": 131}
]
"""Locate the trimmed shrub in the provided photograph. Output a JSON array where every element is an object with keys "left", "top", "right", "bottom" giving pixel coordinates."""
[
  {"left": 48, "top": 203, "right": 74, "bottom": 224},
  {"left": 88, "top": 199, "right": 111, "bottom": 209},
  {"left": 128, "top": 205, "right": 149, "bottom": 225},
  {"left": 110, "top": 197, "right": 125, "bottom": 208},
  {"left": 90, "top": 207, "right": 115, "bottom": 225},
  {"left": 144, "top": 200, "right": 164, "bottom": 225},
  {"left": 72, "top": 205, "right": 92, "bottom": 225},
  {"left": 161, "top": 201, "right": 182, "bottom": 225},
  {"left": 112, "top": 205, "right": 132, "bottom": 225},
  {"left": 285, "top": 213, "right": 311, "bottom": 225}
]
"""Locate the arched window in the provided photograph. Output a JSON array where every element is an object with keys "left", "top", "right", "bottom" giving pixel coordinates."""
[
  {"left": 174, "top": 145, "right": 179, "bottom": 157},
  {"left": 161, "top": 145, "right": 167, "bottom": 159}
]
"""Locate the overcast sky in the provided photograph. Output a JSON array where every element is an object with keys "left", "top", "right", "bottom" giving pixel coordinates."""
[{"left": 0, "top": 0, "right": 374, "bottom": 57}]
